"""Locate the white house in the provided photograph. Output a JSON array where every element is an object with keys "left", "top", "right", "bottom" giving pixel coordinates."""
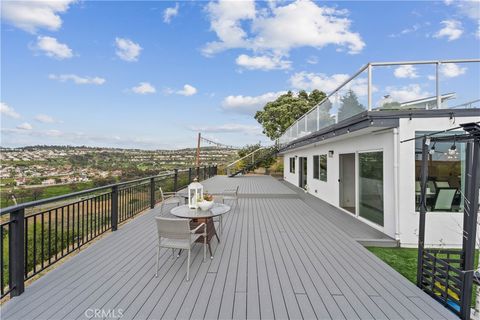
[{"left": 280, "top": 109, "right": 479, "bottom": 247}]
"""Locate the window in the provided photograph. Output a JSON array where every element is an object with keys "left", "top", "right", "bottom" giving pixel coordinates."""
[
  {"left": 313, "top": 155, "right": 327, "bottom": 181},
  {"left": 313, "top": 156, "right": 319, "bottom": 179},
  {"left": 319, "top": 155, "right": 327, "bottom": 182},
  {"left": 414, "top": 131, "right": 465, "bottom": 212},
  {"left": 359, "top": 151, "right": 384, "bottom": 226},
  {"left": 289, "top": 157, "right": 296, "bottom": 173}
]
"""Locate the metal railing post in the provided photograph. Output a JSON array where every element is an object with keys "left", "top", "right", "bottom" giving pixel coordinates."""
[
  {"left": 173, "top": 169, "right": 178, "bottom": 192},
  {"left": 436, "top": 62, "right": 441, "bottom": 110},
  {"left": 150, "top": 178, "right": 155, "bottom": 209},
  {"left": 10, "top": 208, "right": 25, "bottom": 297},
  {"left": 367, "top": 63, "right": 372, "bottom": 111},
  {"left": 111, "top": 186, "right": 118, "bottom": 231},
  {"left": 196, "top": 166, "right": 200, "bottom": 180},
  {"left": 203, "top": 166, "right": 207, "bottom": 180},
  {"left": 188, "top": 167, "right": 192, "bottom": 184}
]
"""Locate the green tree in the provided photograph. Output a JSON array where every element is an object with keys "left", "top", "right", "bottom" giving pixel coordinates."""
[
  {"left": 254, "top": 89, "right": 327, "bottom": 140},
  {"left": 237, "top": 143, "right": 276, "bottom": 171},
  {"left": 337, "top": 90, "right": 366, "bottom": 122},
  {"left": 30, "top": 188, "right": 44, "bottom": 201}
]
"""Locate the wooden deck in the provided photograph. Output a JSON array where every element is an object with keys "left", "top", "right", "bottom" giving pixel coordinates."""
[{"left": 2, "top": 176, "right": 456, "bottom": 319}]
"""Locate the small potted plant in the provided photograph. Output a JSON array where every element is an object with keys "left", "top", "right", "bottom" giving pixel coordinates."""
[{"left": 198, "top": 192, "right": 214, "bottom": 211}]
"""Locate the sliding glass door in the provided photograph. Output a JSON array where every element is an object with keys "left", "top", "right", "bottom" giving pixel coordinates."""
[{"left": 358, "top": 151, "right": 384, "bottom": 226}]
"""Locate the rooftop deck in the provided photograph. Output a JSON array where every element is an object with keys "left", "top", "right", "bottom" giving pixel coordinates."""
[{"left": 2, "top": 176, "right": 456, "bottom": 319}]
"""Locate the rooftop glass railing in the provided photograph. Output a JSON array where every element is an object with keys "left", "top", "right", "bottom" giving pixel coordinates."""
[{"left": 278, "top": 59, "right": 480, "bottom": 146}]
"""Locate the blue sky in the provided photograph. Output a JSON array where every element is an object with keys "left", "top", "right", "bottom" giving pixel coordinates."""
[{"left": 1, "top": 0, "right": 479, "bottom": 150}]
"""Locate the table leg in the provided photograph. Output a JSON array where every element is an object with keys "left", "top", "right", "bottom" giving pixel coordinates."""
[{"left": 191, "top": 217, "right": 218, "bottom": 259}]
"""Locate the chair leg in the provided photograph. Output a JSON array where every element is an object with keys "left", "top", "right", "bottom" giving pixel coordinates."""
[
  {"left": 171, "top": 248, "right": 175, "bottom": 260},
  {"left": 186, "top": 250, "right": 191, "bottom": 281},
  {"left": 155, "top": 246, "right": 160, "bottom": 278}
]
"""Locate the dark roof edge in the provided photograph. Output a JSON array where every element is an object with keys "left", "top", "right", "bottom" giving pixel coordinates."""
[{"left": 278, "top": 108, "right": 479, "bottom": 154}]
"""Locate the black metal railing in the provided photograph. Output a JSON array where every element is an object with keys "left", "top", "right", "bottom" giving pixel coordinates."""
[
  {"left": 420, "top": 249, "right": 465, "bottom": 317},
  {"left": 0, "top": 165, "right": 217, "bottom": 299}
]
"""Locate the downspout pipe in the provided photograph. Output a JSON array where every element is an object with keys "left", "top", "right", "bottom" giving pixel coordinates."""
[{"left": 393, "top": 128, "right": 401, "bottom": 242}]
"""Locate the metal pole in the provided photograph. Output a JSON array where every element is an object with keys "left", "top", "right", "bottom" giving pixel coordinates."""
[
  {"left": 10, "top": 208, "right": 25, "bottom": 297},
  {"left": 195, "top": 133, "right": 201, "bottom": 169},
  {"left": 461, "top": 139, "right": 480, "bottom": 320},
  {"left": 111, "top": 186, "right": 118, "bottom": 231},
  {"left": 173, "top": 169, "right": 178, "bottom": 192},
  {"left": 436, "top": 62, "right": 441, "bottom": 110},
  {"left": 150, "top": 178, "right": 155, "bottom": 209},
  {"left": 368, "top": 63, "right": 372, "bottom": 111},
  {"left": 188, "top": 167, "right": 192, "bottom": 184},
  {"left": 416, "top": 136, "right": 429, "bottom": 287}
]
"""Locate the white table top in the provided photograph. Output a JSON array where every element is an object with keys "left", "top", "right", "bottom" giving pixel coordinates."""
[{"left": 170, "top": 203, "right": 231, "bottom": 219}]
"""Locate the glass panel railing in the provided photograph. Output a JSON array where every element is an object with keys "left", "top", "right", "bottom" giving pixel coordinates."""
[
  {"left": 306, "top": 107, "right": 318, "bottom": 135},
  {"left": 372, "top": 63, "right": 436, "bottom": 110},
  {"left": 278, "top": 60, "right": 479, "bottom": 147},
  {"left": 440, "top": 62, "right": 480, "bottom": 109}
]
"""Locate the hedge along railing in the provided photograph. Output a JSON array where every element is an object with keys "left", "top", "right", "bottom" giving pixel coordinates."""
[{"left": 0, "top": 165, "right": 217, "bottom": 299}]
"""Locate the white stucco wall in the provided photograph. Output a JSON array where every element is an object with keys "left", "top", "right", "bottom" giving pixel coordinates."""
[
  {"left": 282, "top": 128, "right": 396, "bottom": 238},
  {"left": 282, "top": 115, "right": 479, "bottom": 248}
]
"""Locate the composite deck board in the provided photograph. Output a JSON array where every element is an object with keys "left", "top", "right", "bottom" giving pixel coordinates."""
[
  {"left": 282, "top": 181, "right": 395, "bottom": 244},
  {"left": 2, "top": 175, "right": 457, "bottom": 320},
  {"left": 288, "top": 199, "right": 425, "bottom": 319}
]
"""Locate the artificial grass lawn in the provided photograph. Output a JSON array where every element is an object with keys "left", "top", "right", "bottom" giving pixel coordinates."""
[
  {"left": 366, "top": 247, "right": 418, "bottom": 283},
  {"left": 367, "top": 247, "right": 478, "bottom": 307}
]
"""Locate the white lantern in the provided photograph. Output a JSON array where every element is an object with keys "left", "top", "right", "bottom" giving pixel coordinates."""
[{"left": 188, "top": 181, "right": 203, "bottom": 209}]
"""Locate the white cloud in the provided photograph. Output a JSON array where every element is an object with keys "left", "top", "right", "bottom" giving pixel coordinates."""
[
  {"left": 163, "top": 3, "right": 179, "bottom": 23},
  {"left": 1, "top": 127, "right": 176, "bottom": 149},
  {"left": 1, "top": 0, "right": 75, "bottom": 33},
  {"left": 440, "top": 63, "right": 467, "bottom": 78},
  {"left": 34, "top": 36, "right": 73, "bottom": 59},
  {"left": 306, "top": 56, "right": 319, "bottom": 65},
  {"left": 434, "top": 20, "right": 463, "bottom": 41},
  {"left": 177, "top": 84, "right": 198, "bottom": 96},
  {"left": 0, "top": 102, "right": 21, "bottom": 119},
  {"left": 34, "top": 114, "right": 60, "bottom": 123},
  {"left": 235, "top": 54, "right": 291, "bottom": 70},
  {"left": 394, "top": 65, "right": 418, "bottom": 79},
  {"left": 17, "top": 122, "right": 33, "bottom": 130},
  {"left": 289, "top": 72, "right": 373, "bottom": 97},
  {"left": 389, "top": 23, "right": 422, "bottom": 38},
  {"left": 115, "top": 37, "right": 142, "bottom": 62},
  {"left": 444, "top": 0, "right": 480, "bottom": 20},
  {"left": 203, "top": 0, "right": 256, "bottom": 56},
  {"left": 48, "top": 74, "right": 106, "bottom": 85},
  {"left": 222, "top": 91, "right": 286, "bottom": 115},
  {"left": 386, "top": 84, "right": 430, "bottom": 102},
  {"left": 290, "top": 72, "right": 349, "bottom": 93},
  {"left": 203, "top": 0, "right": 365, "bottom": 60},
  {"left": 189, "top": 123, "right": 262, "bottom": 135},
  {"left": 131, "top": 82, "right": 156, "bottom": 94}
]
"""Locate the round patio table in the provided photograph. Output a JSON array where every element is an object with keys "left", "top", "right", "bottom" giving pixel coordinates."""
[{"left": 170, "top": 203, "right": 230, "bottom": 258}]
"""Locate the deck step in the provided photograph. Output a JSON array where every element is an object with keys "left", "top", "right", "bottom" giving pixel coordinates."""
[{"left": 356, "top": 238, "right": 399, "bottom": 247}]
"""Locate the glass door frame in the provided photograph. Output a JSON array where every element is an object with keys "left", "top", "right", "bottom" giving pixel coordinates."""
[{"left": 356, "top": 148, "right": 385, "bottom": 228}]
